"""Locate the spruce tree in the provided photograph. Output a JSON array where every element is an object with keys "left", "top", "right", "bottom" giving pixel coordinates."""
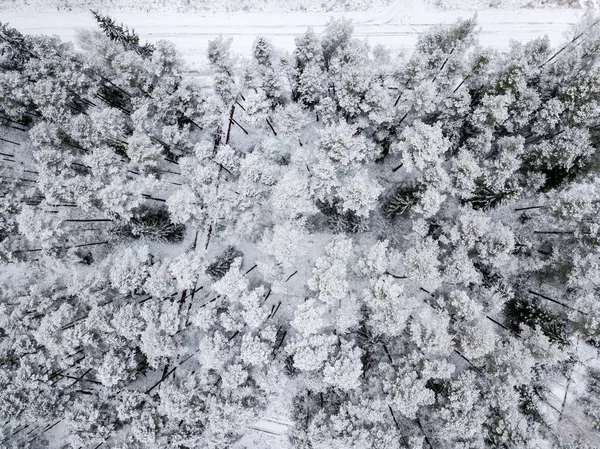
[{"left": 91, "top": 10, "right": 155, "bottom": 59}]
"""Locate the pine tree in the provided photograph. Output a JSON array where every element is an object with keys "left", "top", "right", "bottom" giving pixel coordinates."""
[{"left": 91, "top": 10, "right": 155, "bottom": 59}]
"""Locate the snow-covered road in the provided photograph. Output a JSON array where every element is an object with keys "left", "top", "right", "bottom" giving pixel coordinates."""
[{"left": 2, "top": 5, "right": 584, "bottom": 63}]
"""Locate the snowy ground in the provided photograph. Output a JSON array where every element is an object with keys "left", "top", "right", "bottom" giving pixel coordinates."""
[
  {"left": 0, "top": 0, "right": 593, "bottom": 14},
  {"left": 1, "top": 3, "right": 585, "bottom": 70}
]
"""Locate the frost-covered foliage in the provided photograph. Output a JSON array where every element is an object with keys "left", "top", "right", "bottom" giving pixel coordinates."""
[{"left": 1, "top": 13, "right": 600, "bottom": 449}]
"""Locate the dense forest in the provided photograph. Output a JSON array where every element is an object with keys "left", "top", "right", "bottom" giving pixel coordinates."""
[{"left": 1, "top": 11, "right": 600, "bottom": 449}]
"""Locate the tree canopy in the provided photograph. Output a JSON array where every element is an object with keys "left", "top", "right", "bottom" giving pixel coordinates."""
[{"left": 1, "top": 12, "right": 600, "bottom": 449}]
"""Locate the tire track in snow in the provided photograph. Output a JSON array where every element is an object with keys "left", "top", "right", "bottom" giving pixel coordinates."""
[{"left": 2, "top": 7, "right": 582, "bottom": 57}]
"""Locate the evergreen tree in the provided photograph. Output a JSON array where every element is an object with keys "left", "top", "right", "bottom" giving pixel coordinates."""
[{"left": 91, "top": 10, "right": 155, "bottom": 59}]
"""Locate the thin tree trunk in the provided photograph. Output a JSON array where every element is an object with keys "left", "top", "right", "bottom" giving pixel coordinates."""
[
  {"left": 64, "top": 219, "right": 113, "bottom": 223},
  {"left": 382, "top": 343, "right": 393, "bottom": 364},
  {"left": 388, "top": 405, "right": 400, "bottom": 429},
  {"left": 431, "top": 46, "right": 455, "bottom": 83},
  {"left": 205, "top": 223, "right": 213, "bottom": 250},
  {"left": 528, "top": 289, "right": 588, "bottom": 315},
  {"left": 145, "top": 349, "right": 199, "bottom": 394},
  {"left": 0, "top": 136, "right": 20, "bottom": 145},
  {"left": 266, "top": 118, "right": 277, "bottom": 136},
  {"left": 454, "top": 349, "right": 482, "bottom": 373},
  {"left": 539, "top": 19, "right": 600, "bottom": 68},
  {"left": 514, "top": 205, "right": 544, "bottom": 211},
  {"left": 225, "top": 104, "right": 236, "bottom": 145},
  {"left": 231, "top": 117, "right": 249, "bottom": 135},
  {"left": 452, "top": 74, "right": 470, "bottom": 93},
  {"left": 417, "top": 418, "right": 434, "bottom": 449},
  {"left": 392, "top": 163, "right": 403, "bottom": 173}
]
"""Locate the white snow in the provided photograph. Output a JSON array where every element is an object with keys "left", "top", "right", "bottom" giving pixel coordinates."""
[
  {"left": 1, "top": 3, "right": 584, "bottom": 62},
  {"left": 1, "top": 1, "right": 598, "bottom": 443}
]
